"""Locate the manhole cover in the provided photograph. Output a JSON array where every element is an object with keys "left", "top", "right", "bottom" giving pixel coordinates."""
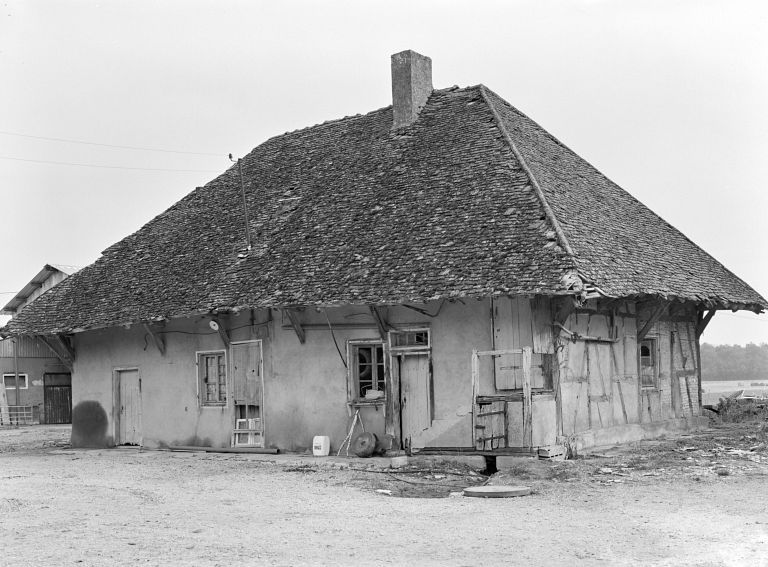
[{"left": 463, "top": 485, "right": 531, "bottom": 498}]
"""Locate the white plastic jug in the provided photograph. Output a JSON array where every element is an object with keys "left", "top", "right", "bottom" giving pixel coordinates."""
[{"left": 312, "top": 435, "right": 330, "bottom": 457}]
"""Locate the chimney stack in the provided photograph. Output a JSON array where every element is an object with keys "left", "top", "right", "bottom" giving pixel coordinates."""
[{"left": 391, "top": 50, "right": 433, "bottom": 129}]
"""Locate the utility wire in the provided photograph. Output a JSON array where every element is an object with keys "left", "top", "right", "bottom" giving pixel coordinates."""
[
  {"left": 0, "top": 130, "right": 222, "bottom": 156},
  {"left": 0, "top": 155, "right": 221, "bottom": 173}
]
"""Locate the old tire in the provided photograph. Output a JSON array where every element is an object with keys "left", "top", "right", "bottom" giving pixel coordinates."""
[{"left": 352, "top": 432, "right": 378, "bottom": 458}]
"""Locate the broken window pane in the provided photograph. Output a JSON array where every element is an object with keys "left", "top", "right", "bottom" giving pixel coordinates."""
[{"left": 350, "top": 343, "right": 386, "bottom": 399}]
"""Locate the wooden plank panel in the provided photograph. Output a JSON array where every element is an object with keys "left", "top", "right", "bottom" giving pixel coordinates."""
[
  {"left": 531, "top": 397, "right": 557, "bottom": 447},
  {"left": 493, "top": 297, "right": 519, "bottom": 389},
  {"left": 515, "top": 297, "right": 534, "bottom": 349},
  {"left": 506, "top": 400, "right": 524, "bottom": 447},
  {"left": 532, "top": 297, "right": 554, "bottom": 354}
]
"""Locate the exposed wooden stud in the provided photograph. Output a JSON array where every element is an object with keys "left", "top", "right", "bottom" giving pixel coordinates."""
[
  {"left": 637, "top": 302, "right": 668, "bottom": 342},
  {"left": 696, "top": 310, "right": 716, "bottom": 339},
  {"left": 284, "top": 310, "right": 305, "bottom": 344},
  {"left": 613, "top": 379, "right": 629, "bottom": 424},
  {"left": 369, "top": 306, "right": 390, "bottom": 341},
  {"left": 522, "top": 347, "right": 533, "bottom": 448},
  {"left": 142, "top": 324, "right": 166, "bottom": 356}
]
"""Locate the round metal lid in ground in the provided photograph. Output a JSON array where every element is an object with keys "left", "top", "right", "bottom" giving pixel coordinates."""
[{"left": 463, "top": 485, "right": 532, "bottom": 498}]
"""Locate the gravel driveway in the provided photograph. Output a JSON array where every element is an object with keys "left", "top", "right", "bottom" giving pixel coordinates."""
[{"left": 1, "top": 425, "right": 767, "bottom": 566}]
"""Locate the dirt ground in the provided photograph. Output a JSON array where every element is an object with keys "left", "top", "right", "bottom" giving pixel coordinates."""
[{"left": 1, "top": 422, "right": 767, "bottom": 566}]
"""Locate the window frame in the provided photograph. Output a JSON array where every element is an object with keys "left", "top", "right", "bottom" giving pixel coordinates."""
[
  {"left": 2, "top": 373, "right": 28, "bottom": 390},
  {"left": 388, "top": 328, "right": 431, "bottom": 352},
  {"left": 347, "top": 339, "right": 387, "bottom": 404},
  {"left": 196, "top": 350, "right": 228, "bottom": 407},
  {"left": 639, "top": 337, "right": 658, "bottom": 390}
]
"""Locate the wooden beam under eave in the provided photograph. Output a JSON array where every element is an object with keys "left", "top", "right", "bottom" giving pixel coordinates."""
[
  {"left": 38, "top": 335, "right": 73, "bottom": 370},
  {"left": 211, "top": 318, "right": 231, "bottom": 349},
  {"left": 55, "top": 334, "right": 76, "bottom": 361},
  {"left": 284, "top": 310, "right": 305, "bottom": 344},
  {"left": 637, "top": 301, "right": 669, "bottom": 342},
  {"left": 142, "top": 324, "right": 166, "bottom": 356},
  {"left": 369, "top": 306, "right": 390, "bottom": 341},
  {"left": 696, "top": 310, "right": 716, "bottom": 339}
]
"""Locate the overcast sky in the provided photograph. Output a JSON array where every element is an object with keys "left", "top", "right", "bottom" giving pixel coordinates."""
[{"left": 1, "top": 0, "right": 766, "bottom": 345}]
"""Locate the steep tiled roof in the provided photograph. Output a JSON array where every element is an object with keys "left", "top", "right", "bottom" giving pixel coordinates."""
[{"left": 8, "top": 85, "right": 766, "bottom": 334}]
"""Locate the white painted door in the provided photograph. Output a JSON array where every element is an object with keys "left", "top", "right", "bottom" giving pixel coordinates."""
[
  {"left": 399, "top": 354, "right": 431, "bottom": 449},
  {"left": 117, "top": 369, "right": 141, "bottom": 445}
]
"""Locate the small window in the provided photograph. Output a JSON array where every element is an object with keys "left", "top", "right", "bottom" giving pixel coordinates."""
[
  {"left": 390, "top": 330, "right": 430, "bottom": 349},
  {"left": 640, "top": 339, "right": 657, "bottom": 389},
  {"left": 2, "top": 374, "right": 28, "bottom": 390},
  {"left": 198, "top": 351, "right": 227, "bottom": 405},
  {"left": 349, "top": 342, "right": 386, "bottom": 400}
]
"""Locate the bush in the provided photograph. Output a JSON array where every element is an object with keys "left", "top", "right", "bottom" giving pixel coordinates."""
[{"left": 716, "top": 396, "right": 768, "bottom": 423}]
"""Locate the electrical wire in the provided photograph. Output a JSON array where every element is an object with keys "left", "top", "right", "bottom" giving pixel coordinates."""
[
  {"left": 0, "top": 155, "right": 221, "bottom": 173},
  {"left": 0, "top": 130, "right": 222, "bottom": 156}
]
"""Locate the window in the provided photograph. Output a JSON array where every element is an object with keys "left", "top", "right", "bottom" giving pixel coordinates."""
[
  {"left": 198, "top": 351, "right": 227, "bottom": 405},
  {"left": 640, "top": 339, "right": 657, "bottom": 388},
  {"left": 390, "top": 330, "right": 430, "bottom": 349},
  {"left": 349, "top": 342, "right": 386, "bottom": 400},
  {"left": 2, "top": 374, "right": 28, "bottom": 390}
]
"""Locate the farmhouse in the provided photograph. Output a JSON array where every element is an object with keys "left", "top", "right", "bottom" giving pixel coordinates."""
[
  {"left": 5, "top": 51, "right": 766, "bottom": 453},
  {"left": 0, "top": 265, "right": 76, "bottom": 425}
]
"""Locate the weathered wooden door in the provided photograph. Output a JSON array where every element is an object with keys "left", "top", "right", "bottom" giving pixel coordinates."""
[
  {"left": 117, "top": 369, "right": 141, "bottom": 445},
  {"left": 399, "top": 354, "right": 431, "bottom": 449},
  {"left": 231, "top": 341, "right": 265, "bottom": 446},
  {"left": 43, "top": 373, "right": 72, "bottom": 424}
]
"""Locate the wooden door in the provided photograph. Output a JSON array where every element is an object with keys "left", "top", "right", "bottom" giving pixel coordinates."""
[
  {"left": 117, "top": 369, "right": 141, "bottom": 445},
  {"left": 231, "top": 341, "right": 264, "bottom": 447},
  {"left": 399, "top": 354, "right": 431, "bottom": 449},
  {"left": 43, "top": 373, "right": 72, "bottom": 424}
]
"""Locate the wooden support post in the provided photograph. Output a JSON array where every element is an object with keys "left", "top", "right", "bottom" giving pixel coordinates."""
[
  {"left": 522, "top": 347, "right": 533, "bottom": 448},
  {"left": 638, "top": 301, "right": 668, "bottom": 342},
  {"left": 38, "top": 335, "right": 73, "bottom": 370},
  {"left": 284, "top": 309, "right": 305, "bottom": 344},
  {"left": 369, "top": 306, "right": 390, "bottom": 341},
  {"left": 471, "top": 349, "right": 479, "bottom": 447},
  {"left": 552, "top": 349, "right": 563, "bottom": 436},
  {"left": 0, "top": 379, "right": 9, "bottom": 425},
  {"left": 696, "top": 309, "right": 716, "bottom": 339},
  {"left": 142, "top": 324, "right": 166, "bottom": 356}
]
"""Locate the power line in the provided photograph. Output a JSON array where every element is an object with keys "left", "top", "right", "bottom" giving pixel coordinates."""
[
  {"left": 0, "top": 155, "right": 221, "bottom": 173},
  {"left": 0, "top": 130, "right": 222, "bottom": 157}
]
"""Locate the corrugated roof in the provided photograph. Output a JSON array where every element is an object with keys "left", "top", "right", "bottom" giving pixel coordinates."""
[
  {"left": 1, "top": 264, "right": 79, "bottom": 315},
  {"left": 6, "top": 85, "right": 766, "bottom": 335}
]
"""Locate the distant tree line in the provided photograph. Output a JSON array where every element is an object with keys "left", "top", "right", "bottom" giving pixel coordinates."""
[{"left": 700, "top": 343, "right": 768, "bottom": 382}]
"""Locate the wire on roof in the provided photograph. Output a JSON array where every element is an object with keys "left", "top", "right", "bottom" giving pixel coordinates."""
[
  {"left": 0, "top": 155, "right": 221, "bottom": 173},
  {"left": 0, "top": 130, "right": 222, "bottom": 157}
]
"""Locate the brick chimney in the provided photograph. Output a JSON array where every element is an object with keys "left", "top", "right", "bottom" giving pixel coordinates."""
[{"left": 391, "top": 50, "right": 433, "bottom": 129}]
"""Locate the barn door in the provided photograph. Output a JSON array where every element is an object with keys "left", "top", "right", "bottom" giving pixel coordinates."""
[
  {"left": 398, "top": 354, "right": 431, "bottom": 450},
  {"left": 116, "top": 369, "right": 141, "bottom": 446},
  {"left": 43, "top": 373, "right": 72, "bottom": 424}
]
